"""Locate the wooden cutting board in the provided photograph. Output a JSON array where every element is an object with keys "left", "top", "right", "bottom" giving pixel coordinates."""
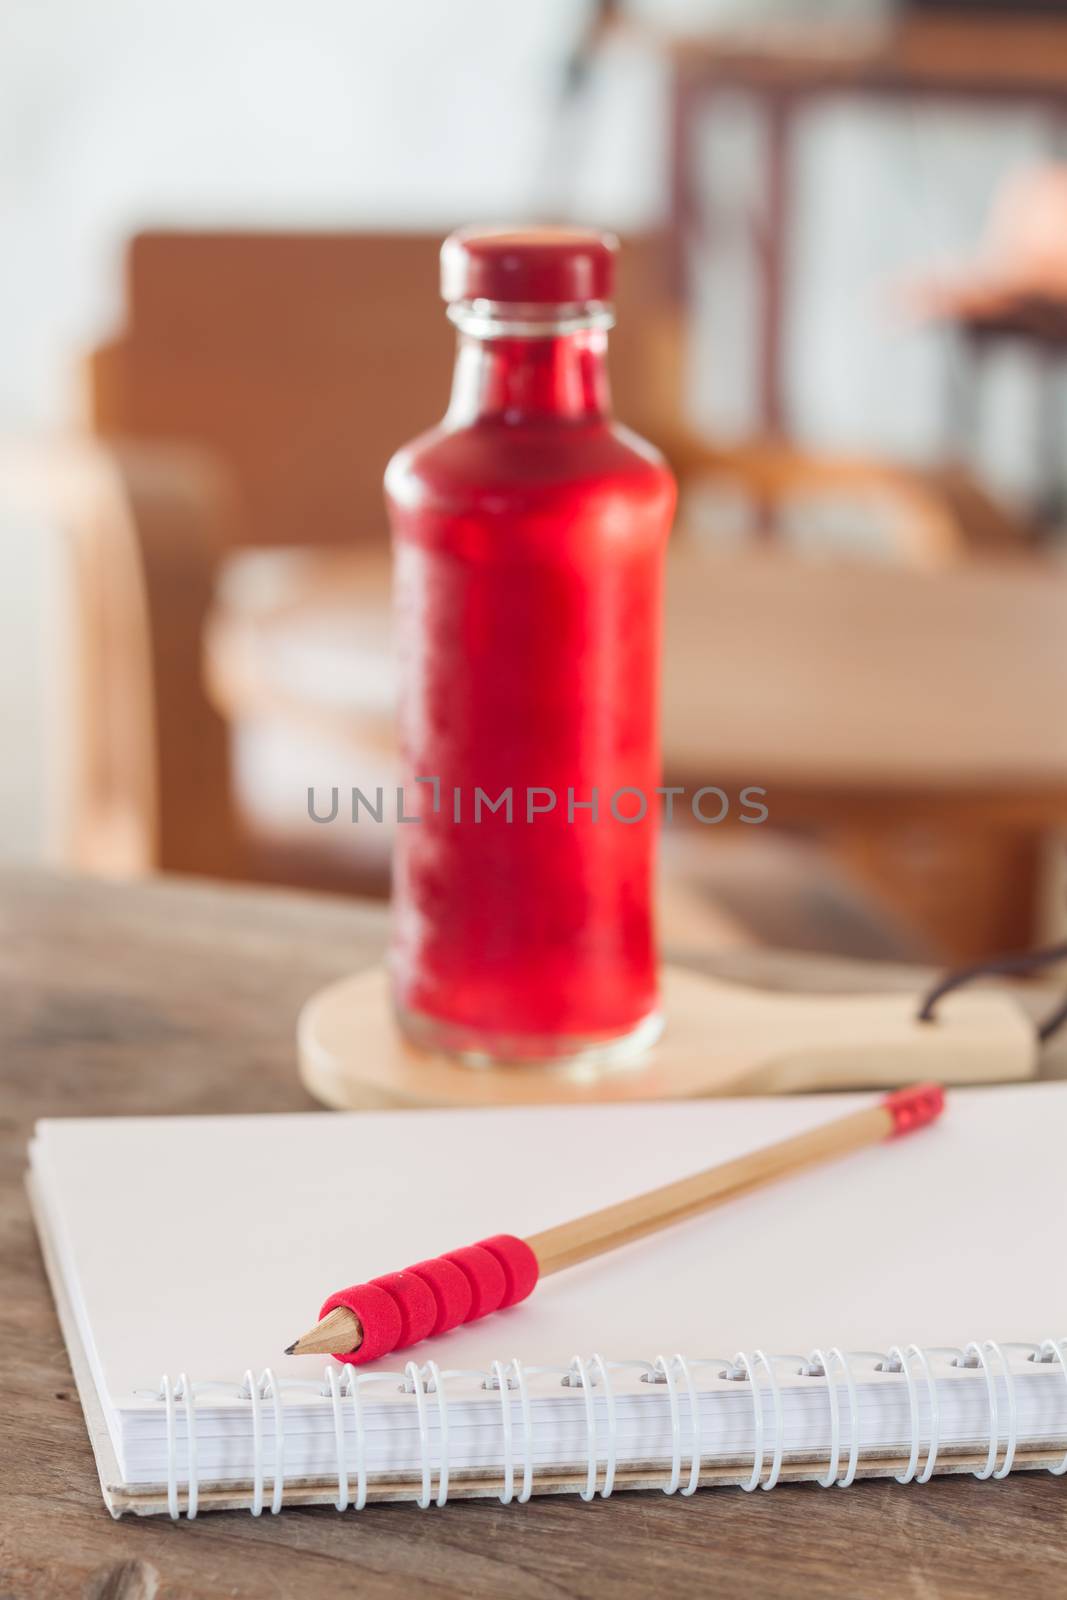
[{"left": 298, "top": 963, "right": 1036, "bottom": 1109}]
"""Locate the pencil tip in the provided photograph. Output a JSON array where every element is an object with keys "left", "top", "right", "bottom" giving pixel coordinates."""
[{"left": 283, "top": 1305, "right": 361, "bottom": 1358}]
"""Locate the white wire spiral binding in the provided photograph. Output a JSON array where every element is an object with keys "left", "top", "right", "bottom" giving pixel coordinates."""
[
  {"left": 483, "top": 1356, "right": 537, "bottom": 1504},
  {"left": 641, "top": 1354, "right": 723, "bottom": 1495},
  {"left": 672, "top": 1355, "right": 703, "bottom": 1496},
  {"left": 729, "top": 1351, "right": 785, "bottom": 1491},
  {"left": 992, "top": 1341, "right": 1035, "bottom": 1480},
  {"left": 403, "top": 1361, "right": 450, "bottom": 1508},
  {"left": 484, "top": 1358, "right": 537, "bottom": 1504},
  {"left": 405, "top": 1361, "right": 434, "bottom": 1509},
  {"left": 153, "top": 1339, "right": 1067, "bottom": 1515},
  {"left": 490, "top": 1360, "right": 514, "bottom": 1504},
  {"left": 511, "top": 1359, "right": 535, "bottom": 1503},
  {"left": 549, "top": 1354, "right": 618, "bottom": 1500},
  {"left": 652, "top": 1355, "right": 683, "bottom": 1494},
  {"left": 1040, "top": 1339, "right": 1067, "bottom": 1476},
  {"left": 882, "top": 1345, "right": 941, "bottom": 1485},
  {"left": 560, "top": 1354, "right": 618, "bottom": 1499},
  {"left": 590, "top": 1354, "right": 618, "bottom": 1497},
  {"left": 569, "top": 1356, "right": 599, "bottom": 1501},
  {"left": 240, "top": 1370, "right": 288, "bottom": 1517},
  {"left": 343, "top": 1365, "right": 367, "bottom": 1511},
  {"left": 178, "top": 1375, "right": 198, "bottom": 1519},
  {"left": 244, "top": 1369, "right": 289, "bottom": 1516},
  {"left": 243, "top": 1369, "right": 286, "bottom": 1515},
  {"left": 806, "top": 1350, "right": 839, "bottom": 1487},
  {"left": 429, "top": 1362, "right": 449, "bottom": 1505},
  {"left": 962, "top": 1339, "right": 1019, "bottom": 1480},
  {"left": 804, "top": 1347, "right": 861, "bottom": 1487},
  {"left": 159, "top": 1374, "right": 201, "bottom": 1521},
  {"left": 908, "top": 1345, "right": 941, "bottom": 1486},
  {"left": 261, "top": 1368, "right": 286, "bottom": 1513},
  {"left": 244, "top": 1370, "right": 263, "bottom": 1516},
  {"left": 883, "top": 1347, "right": 919, "bottom": 1485},
  {"left": 326, "top": 1366, "right": 348, "bottom": 1510},
  {"left": 160, "top": 1374, "right": 177, "bottom": 1520}
]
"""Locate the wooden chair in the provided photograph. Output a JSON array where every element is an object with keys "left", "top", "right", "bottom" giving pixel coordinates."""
[
  {"left": 87, "top": 230, "right": 997, "bottom": 562},
  {"left": 2, "top": 229, "right": 1044, "bottom": 955},
  {"left": 0, "top": 436, "right": 241, "bottom": 879}
]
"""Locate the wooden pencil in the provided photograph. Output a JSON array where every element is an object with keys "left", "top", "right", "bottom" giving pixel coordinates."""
[{"left": 287, "top": 1083, "right": 944, "bottom": 1360}]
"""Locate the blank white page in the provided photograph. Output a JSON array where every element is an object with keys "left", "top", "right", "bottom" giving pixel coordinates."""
[{"left": 30, "top": 1084, "right": 1067, "bottom": 1412}]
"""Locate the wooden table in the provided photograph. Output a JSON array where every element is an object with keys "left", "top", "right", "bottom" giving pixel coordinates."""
[{"left": 5, "top": 868, "right": 1067, "bottom": 1600}]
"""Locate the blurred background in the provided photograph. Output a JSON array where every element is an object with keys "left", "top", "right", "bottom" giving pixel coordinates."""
[{"left": 5, "top": 0, "right": 1067, "bottom": 969}]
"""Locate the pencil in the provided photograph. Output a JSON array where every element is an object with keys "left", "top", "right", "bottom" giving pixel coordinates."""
[{"left": 286, "top": 1082, "right": 944, "bottom": 1361}]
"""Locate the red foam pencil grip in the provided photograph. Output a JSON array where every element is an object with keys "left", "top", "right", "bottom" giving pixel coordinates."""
[
  {"left": 882, "top": 1082, "right": 944, "bottom": 1137},
  {"left": 320, "top": 1233, "right": 540, "bottom": 1365}
]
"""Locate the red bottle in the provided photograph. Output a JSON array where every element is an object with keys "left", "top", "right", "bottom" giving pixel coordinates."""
[{"left": 385, "top": 227, "right": 675, "bottom": 1064}]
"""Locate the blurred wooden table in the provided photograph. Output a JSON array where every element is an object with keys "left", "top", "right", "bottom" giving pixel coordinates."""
[
  {"left": 5, "top": 868, "right": 1067, "bottom": 1600},
  {"left": 207, "top": 544, "right": 1067, "bottom": 957},
  {"left": 210, "top": 543, "right": 1067, "bottom": 815}
]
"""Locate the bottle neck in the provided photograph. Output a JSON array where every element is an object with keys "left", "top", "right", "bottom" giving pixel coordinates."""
[{"left": 445, "top": 325, "right": 612, "bottom": 426}]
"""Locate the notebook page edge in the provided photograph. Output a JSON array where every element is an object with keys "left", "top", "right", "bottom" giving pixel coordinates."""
[{"left": 25, "top": 1166, "right": 124, "bottom": 1515}]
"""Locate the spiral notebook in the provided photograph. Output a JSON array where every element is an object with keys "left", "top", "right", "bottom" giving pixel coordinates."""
[{"left": 27, "top": 1085, "right": 1067, "bottom": 1518}]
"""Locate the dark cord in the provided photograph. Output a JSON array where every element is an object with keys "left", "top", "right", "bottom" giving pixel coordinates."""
[{"left": 917, "top": 939, "right": 1067, "bottom": 1044}]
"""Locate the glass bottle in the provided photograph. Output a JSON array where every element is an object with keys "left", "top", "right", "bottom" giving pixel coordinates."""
[{"left": 384, "top": 227, "right": 676, "bottom": 1065}]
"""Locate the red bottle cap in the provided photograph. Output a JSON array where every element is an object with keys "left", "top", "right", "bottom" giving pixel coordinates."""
[{"left": 440, "top": 225, "right": 617, "bottom": 306}]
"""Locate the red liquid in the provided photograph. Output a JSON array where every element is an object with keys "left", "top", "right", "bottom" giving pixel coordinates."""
[{"left": 385, "top": 325, "right": 675, "bottom": 1059}]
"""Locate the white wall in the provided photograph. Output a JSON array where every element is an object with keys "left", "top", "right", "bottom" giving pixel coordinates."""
[
  {"left": 0, "top": 0, "right": 1057, "bottom": 859},
  {"left": 3, "top": 0, "right": 655, "bottom": 860}
]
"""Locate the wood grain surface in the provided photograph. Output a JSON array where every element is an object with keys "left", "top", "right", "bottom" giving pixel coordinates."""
[{"left": 3, "top": 868, "right": 1067, "bottom": 1600}]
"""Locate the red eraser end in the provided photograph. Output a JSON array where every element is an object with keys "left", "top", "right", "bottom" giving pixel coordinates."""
[{"left": 883, "top": 1082, "right": 944, "bottom": 1137}]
